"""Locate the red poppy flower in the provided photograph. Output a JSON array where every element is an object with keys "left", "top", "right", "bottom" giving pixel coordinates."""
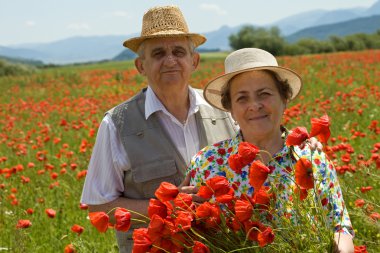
[
  {"left": 228, "top": 217, "right": 242, "bottom": 232},
  {"left": 76, "top": 170, "right": 87, "bottom": 180},
  {"left": 79, "top": 203, "right": 88, "bottom": 210},
  {"left": 174, "top": 211, "right": 193, "bottom": 231},
  {"left": 238, "top": 142, "right": 259, "bottom": 164},
  {"left": 360, "top": 186, "right": 373, "bottom": 193},
  {"left": 197, "top": 185, "right": 214, "bottom": 199},
  {"left": 235, "top": 199, "right": 253, "bottom": 222},
  {"left": 162, "top": 219, "right": 176, "bottom": 237},
  {"left": 295, "top": 158, "right": 314, "bottom": 190},
  {"left": 369, "top": 212, "right": 380, "bottom": 221},
  {"left": 45, "top": 208, "right": 56, "bottom": 218},
  {"left": 174, "top": 193, "right": 193, "bottom": 210},
  {"left": 205, "top": 176, "right": 230, "bottom": 197},
  {"left": 71, "top": 224, "right": 84, "bottom": 235},
  {"left": 196, "top": 202, "right": 213, "bottom": 218},
  {"left": 354, "top": 245, "right": 368, "bottom": 253},
  {"left": 114, "top": 207, "right": 131, "bottom": 232},
  {"left": 286, "top": 127, "right": 309, "bottom": 146},
  {"left": 89, "top": 212, "right": 109, "bottom": 233},
  {"left": 195, "top": 202, "right": 221, "bottom": 228},
  {"left": 310, "top": 115, "right": 331, "bottom": 143},
  {"left": 354, "top": 199, "right": 365, "bottom": 208},
  {"left": 249, "top": 160, "right": 270, "bottom": 192},
  {"left": 215, "top": 187, "right": 235, "bottom": 205},
  {"left": 155, "top": 182, "right": 179, "bottom": 202},
  {"left": 205, "top": 208, "right": 221, "bottom": 229},
  {"left": 253, "top": 186, "right": 274, "bottom": 209},
  {"left": 244, "top": 220, "right": 264, "bottom": 242},
  {"left": 64, "top": 244, "right": 76, "bottom": 253},
  {"left": 257, "top": 226, "right": 275, "bottom": 247},
  {"left": 193, "top": 241, "right": 210, "bottom": 253},
  {"left": 133, "top": 228, "right": 152, "bottom": 253},
  {"left": 147, "top": 214, "right": 165, "bottom": 242},
  {"left": 148, "top": 198, "right": 167, "bottom": 219},
  {"left": 26, "top": 208, "right": 34, "bottom": 215},
  {"left": 16, "top": 219, "right": 32, "bottom": 229},
  {"left": 228, "top": 153, "right": 245, "bottom": 174}
]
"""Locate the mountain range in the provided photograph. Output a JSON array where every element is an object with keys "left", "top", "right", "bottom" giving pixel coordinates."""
[{"left": 1, "top": 0, "right": 380, "bottom": 64}]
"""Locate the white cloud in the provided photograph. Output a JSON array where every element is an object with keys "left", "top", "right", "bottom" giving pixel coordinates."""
[
  {"left": 67, "top": 23, "right": 90, "bottom": 31},
  {"left": 199, "top": 3, "right": 227, "bottom": 15},
  {"left": 25, "top": 20, "right": 36, "bottom": 27}
]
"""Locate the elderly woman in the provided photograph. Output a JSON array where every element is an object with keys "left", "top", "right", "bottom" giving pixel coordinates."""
[{"left": 180, "top": 48, "right": 354, "bottom": 252}]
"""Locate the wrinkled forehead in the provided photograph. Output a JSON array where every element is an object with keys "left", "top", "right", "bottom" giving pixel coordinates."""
[{"left": 144, "top": 37, "right": 191, "bottom": 51}]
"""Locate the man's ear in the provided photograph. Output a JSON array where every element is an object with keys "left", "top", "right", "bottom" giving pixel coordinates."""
[
  {"left": 192, "top": 52, "right": 200, "bottom": 70},
  {"left": 135, "top": 57, "right": 145, "bottom": 75}
]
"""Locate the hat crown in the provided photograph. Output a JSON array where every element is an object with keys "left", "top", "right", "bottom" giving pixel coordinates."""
[
  {"left": 225, "top": 48, "right": 278, "bottom": 74},
  {"left": 141, "top": 6, "right": 189, "bottom": 36}
]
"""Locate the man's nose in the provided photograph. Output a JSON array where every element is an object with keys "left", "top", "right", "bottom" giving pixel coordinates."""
[{"left": 164, "top": 54, "right": 176, "bottom": 66}]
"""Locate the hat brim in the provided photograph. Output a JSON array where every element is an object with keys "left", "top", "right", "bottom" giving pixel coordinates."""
[
  {"left": 123, "top": 32, "right": 206, "bottom": 53},
  {"left": 204, "top": 66, "right": 303, "bottom": 112}
]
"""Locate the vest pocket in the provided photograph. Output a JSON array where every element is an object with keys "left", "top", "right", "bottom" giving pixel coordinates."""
[{"left": 132, "top": 159, "right": 179, "bottom": 198}]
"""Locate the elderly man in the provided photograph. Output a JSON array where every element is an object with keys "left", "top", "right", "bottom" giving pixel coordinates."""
[{"left": 80, "top": 5, "right": 238, "bottom": 252}]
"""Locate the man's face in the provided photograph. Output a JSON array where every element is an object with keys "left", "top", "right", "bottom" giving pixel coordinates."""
[{"left": 135, "top": 37, "right": 199, "bottom": 93}]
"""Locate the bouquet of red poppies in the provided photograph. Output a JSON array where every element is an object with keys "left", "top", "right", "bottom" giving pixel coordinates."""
[{"left": 89, "top": 115, "right": 338, "bottom": 252}]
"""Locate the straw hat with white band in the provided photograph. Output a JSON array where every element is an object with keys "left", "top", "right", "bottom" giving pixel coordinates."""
[
  {"left": 203, "top": 48, "right": 303, "bottom": 112},
  {"left": 123, "top": 5, "right": 206, "bottom": 53}
]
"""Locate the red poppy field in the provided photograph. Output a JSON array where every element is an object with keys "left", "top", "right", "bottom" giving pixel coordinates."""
[{"left": 0, "top": 50, "right": 379, "bottom": 252}]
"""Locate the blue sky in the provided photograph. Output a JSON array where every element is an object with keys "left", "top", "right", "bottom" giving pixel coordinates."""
[{"left": 0, "top": 0, "right": 376, "bottom": 46}]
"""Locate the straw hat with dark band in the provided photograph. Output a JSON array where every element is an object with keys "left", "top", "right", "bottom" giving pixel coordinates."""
[
  {"left": 203, "top": 48, "right": 303, "bottom": 111},
  {"left": 123, "top": 6, "right": 206, "bottom": 53}
]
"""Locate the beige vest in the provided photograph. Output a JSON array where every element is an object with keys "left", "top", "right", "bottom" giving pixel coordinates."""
[{"left": 107, "top": 88, "right": 238, "bottom": 252}]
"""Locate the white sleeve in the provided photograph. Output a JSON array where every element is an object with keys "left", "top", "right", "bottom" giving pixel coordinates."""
[{"left": 80, "top": 114, "right": 130, "bottom": 205}]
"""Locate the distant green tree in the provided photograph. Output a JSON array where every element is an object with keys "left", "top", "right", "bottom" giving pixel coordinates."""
[
  {"left": 345, "top": 35, "right": 366, "bottom": 51},
  {"left": 370, "top": 31, "right": 380, "bottom": 48},
  {"left": 229, "top": 25, "right": 286, "bottom": 55},
  {"left": 329, "top": 36, "right": 348, "bottom": 52}
]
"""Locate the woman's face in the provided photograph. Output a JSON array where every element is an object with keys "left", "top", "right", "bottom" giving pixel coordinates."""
[{"left": 229, "top": 70, "right": 286, "bottom": 142}]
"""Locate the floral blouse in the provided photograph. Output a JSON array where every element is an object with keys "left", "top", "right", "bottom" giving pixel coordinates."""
[{"left": 187, "top": 132, "right": 354, "bottom": 236}]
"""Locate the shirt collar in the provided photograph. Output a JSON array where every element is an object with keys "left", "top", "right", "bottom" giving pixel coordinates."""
[{"left": 144, "top": 86, "right": 212, "bottom": 120}]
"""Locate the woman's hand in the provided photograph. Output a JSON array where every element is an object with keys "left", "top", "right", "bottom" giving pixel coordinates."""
[
  {"left": 179, "top": 185, "right": 208, "bottom": 203},
  {"left": 179, "top": 174, "right": 209, "bottom": 203},
  {"left": 299, "top": 137, "right": 323, "bottom": 152}
]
